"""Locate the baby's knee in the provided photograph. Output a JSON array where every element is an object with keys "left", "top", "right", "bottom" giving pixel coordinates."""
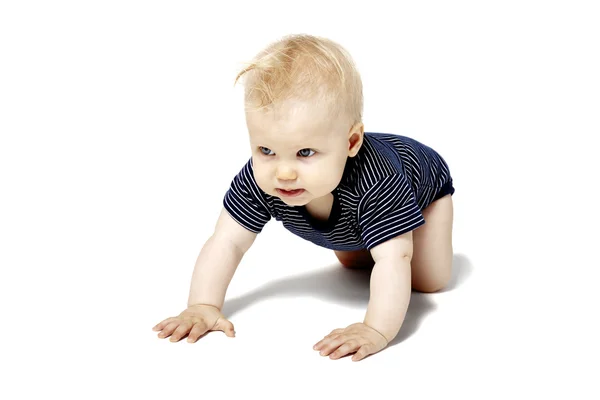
[
  {"left": 412, "top": 266, "right": 452, "bottom": 293},
  {"left": 334, "top": 249, "right": 374, "bottom": 269}
]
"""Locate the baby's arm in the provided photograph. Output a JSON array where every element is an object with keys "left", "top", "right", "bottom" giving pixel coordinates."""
[
  {"left": 314, "top": 231, "right": 413, "bottom": 361},
  {"left": 187, "top": 207, "right": 258, "bottom": 310},
  {"left": 364, "top": 231, "right": 414, "bottom": 342},
  {"left": 153, "top": 207, "right": 259, "bottom": 342}
]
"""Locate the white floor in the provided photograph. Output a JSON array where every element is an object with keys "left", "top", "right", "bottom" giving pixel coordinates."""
[{"left": 2, "top": 1, "right": 599, "bottom": 399}]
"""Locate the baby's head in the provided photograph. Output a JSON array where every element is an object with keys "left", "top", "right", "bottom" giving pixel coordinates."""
[{"left": 234, "top": 34, "right": 364, "bottom": 206}]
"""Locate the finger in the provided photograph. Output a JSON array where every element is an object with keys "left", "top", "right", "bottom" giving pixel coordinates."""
[
  {"left": 214, "top": 318, "right": 236, "bottom": 337},
  {"left": 313, "top": 338, "right": 326, "bottom": 350},
  {"left": 153, "top": 317, "right": 177, "bottom": 331},
  {"left": 187, "top": 322, "right": 209, "bottom": 343},
  {"left": 157, "top": 321, "right": 180, "bottom": 338},
  {"left": 169, "top": 322, "right": 193, "bottom": 342},
  {"left": 330, "top": 340, "right": 361, "bottom": 360},
  {"left": 329, "top": 328, "right": 344, "bottom": 336},
  {"left": 314, "top": 331, "right": 343, "bottom": 350},
  {"left": 313, "top": 334, "right": 338, "bottom": 351},
  {"left": 319, "top": 335, "right": 346, "bottom": 357},
  {"left": 352, "top": 344, "right": 374, "bottom": 362}
]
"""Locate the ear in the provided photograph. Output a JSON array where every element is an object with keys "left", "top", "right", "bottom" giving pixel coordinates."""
[{"left": 347, "top": 122, "right": 364, "bottom": 157}]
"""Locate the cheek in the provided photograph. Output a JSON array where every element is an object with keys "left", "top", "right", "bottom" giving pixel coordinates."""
[
  {"left": 252, "top": 161, "right": 272, "bottom": 189},
  {"left": 304, "top": 159, "right": 342, "bottom": 185}
]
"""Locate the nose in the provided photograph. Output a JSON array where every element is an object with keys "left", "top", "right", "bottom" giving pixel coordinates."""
[{"left": 276, "top": 164, "right": 297, "bottom": 182}]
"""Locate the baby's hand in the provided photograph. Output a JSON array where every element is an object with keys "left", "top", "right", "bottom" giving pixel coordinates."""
[
  {"left": 313, "top": 322, "right": 389, "bottom": 361},
  {"left": 152, "top": 304, "right": 235, "bottom": 343}
]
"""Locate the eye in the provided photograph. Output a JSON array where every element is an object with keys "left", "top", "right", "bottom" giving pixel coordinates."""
[
  {"left": 259, "top": 146, "right": 275, "bottom": 156},
  {"left": 298, "top": 148, "right": 316, "bottom": 157}
]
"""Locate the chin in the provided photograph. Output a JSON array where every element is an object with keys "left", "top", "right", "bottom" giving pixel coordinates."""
[
  {"left": 280, "top": 197, "right": 309, "bottom": 206},
  {"left": 274, "top": 192, "right": 311, "bottom": 205}
]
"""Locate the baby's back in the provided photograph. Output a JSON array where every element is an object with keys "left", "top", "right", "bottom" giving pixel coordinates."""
[{"left": 358, "top": 132, "right": 454, "bottom": 209}]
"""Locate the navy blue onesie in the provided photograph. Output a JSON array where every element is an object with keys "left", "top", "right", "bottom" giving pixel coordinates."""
[{"left": 223, "top": 132, "right": 455, "bottom": 251}]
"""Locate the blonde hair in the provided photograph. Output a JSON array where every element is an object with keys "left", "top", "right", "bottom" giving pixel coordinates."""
[{"left": 234, "top": 34, "right": 363, "bottom": 126}]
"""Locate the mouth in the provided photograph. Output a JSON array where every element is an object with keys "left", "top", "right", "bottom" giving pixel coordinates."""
[{"left": 276, "top": 188, "right": 305, "bottom": 197}]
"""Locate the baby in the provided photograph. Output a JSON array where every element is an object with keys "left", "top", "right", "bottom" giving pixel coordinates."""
[{"left": 153, "top": 34, "right": 455, "bottom": 362}]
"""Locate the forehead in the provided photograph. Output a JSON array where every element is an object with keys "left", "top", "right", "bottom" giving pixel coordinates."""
[{"left": 246, "top": 100, "right": 341, "bottom": 145}]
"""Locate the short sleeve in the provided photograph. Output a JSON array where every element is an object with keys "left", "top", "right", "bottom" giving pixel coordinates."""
[
  {"left": 223, "top": 159, "right": 272, "bottom": 233},
  {"left": 358, "top": 174, "right": 425, "bottom": 250}
]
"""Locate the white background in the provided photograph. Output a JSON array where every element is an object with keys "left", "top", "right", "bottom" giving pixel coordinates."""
[{"left": 1, "top": 0, "right": 599, "bottom": 398}]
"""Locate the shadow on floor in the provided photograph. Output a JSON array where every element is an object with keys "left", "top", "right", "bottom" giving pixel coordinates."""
[{"left": 222, "top": 253, "right": 473, "bottom": 345}]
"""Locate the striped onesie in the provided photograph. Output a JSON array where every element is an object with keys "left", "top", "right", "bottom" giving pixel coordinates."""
[{"left": 223, "top": 132, "right": 455, "bottom": 251}]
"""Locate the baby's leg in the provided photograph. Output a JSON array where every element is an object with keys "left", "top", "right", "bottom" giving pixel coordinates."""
[
  {"left": 411, "top": 194, "right": 454, "bottom": 292},
  {"left": 335, "top": 194, "right": 453, "bottom": 291},
  {"left": 334, "top": 248, "right": 375, "bottom": 269}
]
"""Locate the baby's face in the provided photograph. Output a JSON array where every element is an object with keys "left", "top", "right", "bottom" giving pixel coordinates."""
[{"left": 246, "top": 100, "right": 355, "bottom": 207}]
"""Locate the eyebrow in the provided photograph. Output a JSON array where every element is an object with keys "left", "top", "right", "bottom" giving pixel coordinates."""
[
  {"left": 257, "top": 144, "right": 321, "bottom": 153},
  {"left": 250, "top": 131, "right": 325, "bottom": 150}
]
